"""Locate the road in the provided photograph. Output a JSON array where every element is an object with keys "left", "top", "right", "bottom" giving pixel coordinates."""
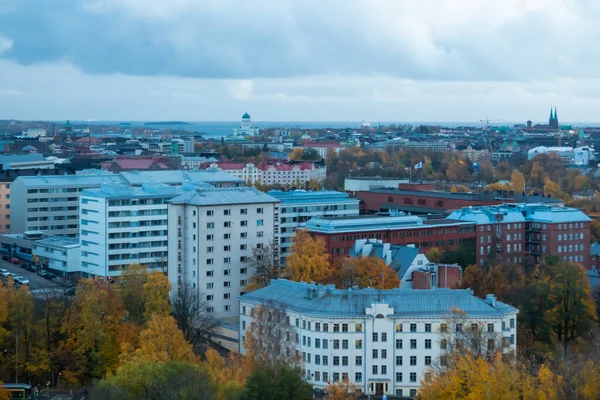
[{"left": 0, "top": 259, "right": 65, "bottom": 291}]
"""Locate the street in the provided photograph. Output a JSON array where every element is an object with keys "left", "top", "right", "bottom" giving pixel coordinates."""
[{"left": 0, "top": 259, "right": 71, "bottom": 297}]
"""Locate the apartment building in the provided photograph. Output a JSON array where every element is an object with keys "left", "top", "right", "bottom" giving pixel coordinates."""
[
  {"left": 79, "top": 182, "right": 192, "bottom": 278},
  {"left": 240, "top": 280, "right": 518, "bottom": 397},
  {"left": 11, "top": 171, "right": 123, "bottom": 237},
  {"left": 168, "top": 188, "right": 280, "bottom": 319},
  {"left": 267, "top": 190, "right": 360, "bottom": 263},
  {"left": 197, "top": 161, "right": 327, "bottom": 186},
  {"left": 447, "top": 203, "right": 592, "bottom": 269}
]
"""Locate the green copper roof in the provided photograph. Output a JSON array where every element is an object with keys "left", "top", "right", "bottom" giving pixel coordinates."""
[{"left": 242, "top": 112, "right": 251, "bottom": 119}]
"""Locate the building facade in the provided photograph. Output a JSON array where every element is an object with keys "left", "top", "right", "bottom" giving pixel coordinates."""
[
  {"left": 268, "top": 190, "right": 360, "bottom": 263},
  {"left": 305, "top": 215, "right": 476, "bottom": 257},
  {"left": 233, "top": 113, "right": 260, "bottom": 136},
  {"left": 79, "top": 182, "right": 191, "bottom": 278},
  {"left": 447, "top": 203, "right": 591, "bottom": 269},
  {"left": 168, "top": 188, "right": 280, "bottom": 319},
  {"left": 239, "top": 280, "right": 518, "bottom": 397},
  {"left": 32, "top": 236, "right": 80, "bottom": 277},
  {"left": 197, "top": 161, "right": 327, "bottom": 186}
]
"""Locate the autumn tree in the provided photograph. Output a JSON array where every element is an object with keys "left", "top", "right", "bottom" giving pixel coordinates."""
[
  {"left": 203, "top": 348, "right": 254, "bottom": 399},
  {"left": 289, "top": 148, "right": 304, "bottom": 161},
  {"left": 476, "top": 159, "right": 495, "bottom": 183},
  {"left": 354, "top": 257, "right": 400, "bottom": 289},
  {"left": 285, "top": 230, "right": 330, "bottom": 283},
  {"left": 326, "top": 379, "right": 360, "bottom": 400},
  {"left": 171, "top": 283, "right": 218, "bottom": 348},
  {"left": 244, "top": 302, "right": 300, "bottom": 368},
  {"left": 450, "top": 184, "right": 470, "bottom": 193},
  {"left": 93, "top": 360, "right": 215, "bottom": 400},
  {"left": 245, "top": 240, "right": 281, "bottom": 291},
  {"left": 511, "top": 169, "right": 525, "bottom": 193},
  {"left": 244, "top": 364, "right": 313, "bottom": 400},
  {"left": 142, "top": 271, "right": 172, "bottom": 320},
  {"left": 425, "top": 247, "right": 442, "bottom": 263}
]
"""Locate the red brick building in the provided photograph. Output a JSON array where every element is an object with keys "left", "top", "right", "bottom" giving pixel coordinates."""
[
  {"left": 352, "top": 188, "right": 562, "bottom": 215},
  {"left": 305, "top": 215, "right": 476, "bottom": 257},
  {"left": 448, "top": 203, "right": 591, "bottom": 269}
]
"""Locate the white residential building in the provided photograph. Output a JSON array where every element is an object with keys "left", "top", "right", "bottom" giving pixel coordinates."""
[
  {"left": 32, "top": 236, "right": 80, "bottom": 277},
  {"left": 200, "top": 161, "right": 327, "bottom": 186},
  {"left": 79, "top": 182, "right": 193, "bottom": 278},
  {"left": 168, "top": 187, "right": 280, "bottom": 319},
  {"left": 240, "top": 280, "right": 518, "bottom": 398},
  {"left": 301, "top": 142, "right": 345, "bottom": 159},
  {"left": 267, "top": 190, "right": 360, "bottom": 263}
]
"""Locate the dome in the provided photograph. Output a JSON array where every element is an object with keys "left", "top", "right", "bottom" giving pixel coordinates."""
[{"left": 242, "top": 112, "right": 251, "bottom": 119}]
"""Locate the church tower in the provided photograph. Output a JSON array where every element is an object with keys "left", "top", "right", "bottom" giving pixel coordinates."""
[{"left": 549, "top": 107, "right": 558, "bottom": 129}]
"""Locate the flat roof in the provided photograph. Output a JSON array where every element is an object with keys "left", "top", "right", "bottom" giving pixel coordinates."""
[
  {"left": 361, "top": 188, "right": 562, "bottom": 204},
  {"left": 169, "top": 187, "right": 280, "bottom": 206},
  {"left": 33, "top": 236, "right": 80, "bottom": 249}
]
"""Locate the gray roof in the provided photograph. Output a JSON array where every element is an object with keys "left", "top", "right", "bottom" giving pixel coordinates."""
[
  {"left": 348, "top": 242, "right": 419, "bottom": 279},
  {"left": 241, "top": 279, "right": 518, "bottom": 318},
  {"left": 168, "top": 187, "right": 280, "bottom": 206},
  {"left": 365, "top": 188, "right": 562, "bottom": 204},
  {"left": 120, "top": 170, "right": 243, "bottom": 186},
  {"left": 15, "top": 173, "right": 125, "bottom": 188}
]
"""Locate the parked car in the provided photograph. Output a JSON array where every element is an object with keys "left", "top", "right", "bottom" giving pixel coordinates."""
[
  {"left": 14, "top": 276, "right": 29, "bottom": 286},
  {"left": 36, "top": 270, "right": 48, "bottom": 277},
  {"left": 64, "top": 287, "right": 77, "bottom": 297},
  {"left": 0, "top": 268, "right": 8, "bottom": 277},
  {"left": 9, "top": 258, "right": 19, "bottom": 265},
  {"left": 24, "top": 264, "right": 36, "bottom": 272},
  {"left": 1, "top": 255, "right": 9, "bottom": 261}
]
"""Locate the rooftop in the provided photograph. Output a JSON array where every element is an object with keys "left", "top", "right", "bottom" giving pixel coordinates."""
[
  {"left": 268, "top": 189, "right": 359, "bottom": 204},
  {"left": 241, "top": 279, "right": 518, "bottom": 317},
  {"left": 447, "top": 203, "right": 591, "bottom": 224},
  {"left": 15, "top": 172, "right": 125, "bottom": 188},
  {"left": 82, "top": 182, "right": 191, "bottom": 199},
  {"left": 363, "top": 188, "right": 562, "bottom": 204},
  {"left": 119, "top": 170, "right": 243, "bottom": 185},
  {"left": 168, "top": 187, "right": 280, "bottom": 206},
  {"left": 33, "top": 236, "right": 80, "bottom": 249}
]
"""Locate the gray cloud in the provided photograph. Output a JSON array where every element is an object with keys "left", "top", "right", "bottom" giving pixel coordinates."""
[{"left": 2, "top": 0, "right": 599, "bottom": 81}]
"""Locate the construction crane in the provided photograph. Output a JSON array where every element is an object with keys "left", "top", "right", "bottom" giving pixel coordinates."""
[{"left": 480, "top": 117, "right": 505, "bottom": 130}]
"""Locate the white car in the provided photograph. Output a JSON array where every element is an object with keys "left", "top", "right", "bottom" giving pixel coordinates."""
[
  {"left": 14, "top": 276, "right": 29, "bottom": 285},
  {"left": 0, "top": 269, "right": 10, "bottom": 277}
]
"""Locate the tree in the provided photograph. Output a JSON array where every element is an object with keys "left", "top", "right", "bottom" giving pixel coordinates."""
[
  {"left": 511, "top": 170, "right": 525, "bottom": 193},
  {"left": 544, "top": 177, "right": 567, "bottom": 200},
  {"left": 285, "top": 230, "right": 330, "bottom": 283},
  {"left": 203, "top": 348, "right": 254, "bottom": 399},
  {"left": 289, "top": 148, "right": 304, "bottom": 161},
  {"left": 542, "top": 262, "right": 597, "bottom": 356},
  {"left": 425, "top": 247, "right": 441, "bottom": 264},
  {"left": 243, "top": 364, "right": 313, "bottom": 400},
  {"left": 244, "top": 303, "right": 300, "bottom": 368},
  {"left": 245, "top": 240, "right": 281, "bottom": 291},
  {"left": 93, "top": 360, "right": 215, "bottom": 400},
  {"left": 353, "top": 257, "right": 400, "bottom": 289},
  {"left": 326, "top": 379, "right": 360, "bottom": 400},
  {"left": 142, "top": 272, "right": 172, "bottom": 320},
  {"left": 450, "top": 185, "right": 470, "bottom": 193},
  {"left": 476, "top": 160, "right": 495, "bottom": 183},
  {"left": 171, "top": 283, "right": 219, "bottom": 349},
  {"left": 127, "top": 314, "right": 196, "bottom": 364}
]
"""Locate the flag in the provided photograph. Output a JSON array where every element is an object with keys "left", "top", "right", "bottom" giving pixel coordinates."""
[{"left": 414, "top": 161, "right": 423, "bottom": 169}]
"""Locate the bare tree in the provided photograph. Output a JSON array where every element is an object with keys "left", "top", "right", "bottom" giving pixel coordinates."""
[
  {"left": 437, "top": 307, "right": 507, "bottom": 367},
  {"left": 244, "top": 302, "right": 301, "bottom": 368},
  {"left": 171, "top": 283, "right": 218, "bottom": 349},
  {"left": 246, "top": 240, "right": 281, "bottom": 290}
]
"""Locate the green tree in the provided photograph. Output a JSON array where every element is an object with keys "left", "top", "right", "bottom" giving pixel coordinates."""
[{"left": 243, "top": 364, "right": 313, "bottom": 400}]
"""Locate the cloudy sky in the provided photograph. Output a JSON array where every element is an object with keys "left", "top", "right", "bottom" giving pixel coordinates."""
[{"left": 1, "top": 0, "right": 600, "bottom": 122}]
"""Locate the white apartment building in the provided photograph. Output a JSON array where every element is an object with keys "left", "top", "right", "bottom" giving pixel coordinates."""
[
  {"left": 201, "top": 162, "right": 327, "bottom": 186},
  {"left": 168, "top": 188, "right": 280, "bottom": 319},
  {"left": 79, "top": 182, "right": 192, "bottom": 278},
  {"left": 267, "top": 190, "right": 360, "bottom": 263},
  {"left": 11, "top": 171, "right": 123, "bottom": 237},
  {"left": 240, "top": 280, "right": 518, "bottom": 398},
  {"left": 32, "top": 236, "right": 80, "bottom": 277}
]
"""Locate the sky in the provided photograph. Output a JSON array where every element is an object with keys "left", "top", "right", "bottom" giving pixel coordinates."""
[{"left": 1, "top": 0, "right": 600, "bottom": 122}]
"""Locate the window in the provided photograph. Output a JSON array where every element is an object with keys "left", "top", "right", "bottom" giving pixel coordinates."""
[
  {"left": 355, "top": 356, "right": 362, "bottom": 366},
  {"left": 323, "top": 340, "right": 328, "bottom": 349},
  {"left": 410, "top": 356, "right": 417, "bottom": 366},
  {"left": 333, "top": 356, "right": 339, "bottom": 366},
  {"left": 440, "top": 339, "right": 448, "bottom": 349},
  {"left": 456, "top": 323, "right": 463, "bottom": 332},
  {"left": 240, "top": 208, "right": 247, "bottom": 215},
  {"left": 240, "top": 232, "right": 247, "bottom": 238},
  {"left": 396, "top": 339, "right": 402, "bottom": 349},
  {"left": 207, "top": 258, "right": 214, "bottom": 265},
  {"left": 372, "top": 349, "right": 378, "bottom": 359},
  {"left": 224, "top": 209, "right": 231, "bottom": 215},
  {"left": 224, "top": 257, "right": 231, "bottom": 264},
  {"left": 395, "top": 323, "right": 402, "bottom": 332},
  {"left": 206, "top": 271, "right": 214, "bottom": 277},
  {"left": 488, "top": 323, "right": 494, "bottom": 332},
  {"left": 425, "top": 323, "right": 432, "bottom": 332},
  {"left": 207, "top": 210, "right": 214, "bottom": 216},
  {"left": 410, "top": 372, "right": 417, "bottom": 382},
  {"left": 206, "top": 282, "right": 213, "bottom": 289},
  {"left": 355, "top": 339, "right": 362, "bottom": 349},
  {"left": 333, "top": 324, "right": 340, "bottom": 332},
  {"left": 342, "top": 340, "right": 348, "bottom": 349},
  {"left": 322, "top": 356, "right": 328, "bottom": 365},
  {"left": 224, "top": 233, "right": 231, "bottom": 239},
  {"left": 410, "top": 323, "right": 417, "bottom": 332},
  {"left": 207, "top": 222, "right": 214, "bottom": 229},
  {"left": 410, "top": 389, "right": 417, "bottom": 397},
  {"left": 440, "top": 323, "right": 448, "bottom": 332},
  {"left": 224, "top": 245, "right": 230, "bottom": 251},
  {"left": 314, "top": 371, "right": 320, "bottom": 381},
  {"left": 381, "top": 365, "right": 387, "bottom": 374},
  {"left": 257, "top": 219, "right": 264, "bottom": 226},
  {"left": 372, "top": 332, "right": 378, "bottom": 342},
  {"left": 240, "top": 220, "right": 247, "bottom": 227},
  {"left": 425, "top": 356, "right": 431, "bottom": 365},
  {"left": 333, "top": 340, "right": 339, "bottom": 349},
  {"left": 410, "top": 339, "right": 417, "bottom": 349},
  {"left": 224, "top": 221, "right": 231, "bottom": 228},
  {"left": 355, "top": 323, "right": 363, "bottom": 332},
  {"left": 425, "top": 339, "right": 431, "bottom": 349},
  {"left": 323, "top": 323, "right": 328, "bottom": 332},
  {"left": 224, "top": 281, "right": 230, "bottom": 287},
  {"left": 396, "top": 356, "right": 402, "bottom": 366},
  {"left": 355, "top": 372, "right": 362, "bottom": 383},
  {"left": 381, "top": 349, "right": 387, "bottom": 359},
  {"left": 206, "top": 234, "right": 214, "bottom": 241},
  {"left": 224, "top": 269, "right": 230, "bottom": 276},
  {"left": 257, "top": 207, "right": 264, "bottom": 214},
  {"left": 372, "top": 365, "right": 378, "bottom": 375},
  {"left": 207, "top": 246, "right": 214, "bottom": 253},
  {"left": 396, "top": 373, "right": 402, "bottom": 383},
  {"left": 381, "top": 332, "right": 387, "bottom": 342},
  {"left": 257, "top": 231, "right": 264, "bottom": 238},
  {"left": 342, "top": 356, "right": 348, "bottom": 366}
]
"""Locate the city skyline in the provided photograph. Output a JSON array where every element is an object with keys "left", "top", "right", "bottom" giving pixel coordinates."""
[{"left": 2, "top": 1, "right": 600, "bottom": 121}]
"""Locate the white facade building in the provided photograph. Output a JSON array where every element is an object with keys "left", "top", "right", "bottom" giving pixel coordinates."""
[
  {"left": 79, "top": 182, "right": 192, "bottom": 278},
  {"left": 344, "top": 177, "right": 409, "bottom": 192},
  {"left": 168, "top": 188, "right": 280, "bottom": 319},
  {"left": 233, "top": 113, "right": 260, "bottom": 136},
  {"left": 527, "top": 146, "right": 594, "bottom": 166},
  {"left": 202, "top": 162, "right": 327, "bottom": 186},
  {"left": 240, "top": 280, "right": 518, "bottom": 398},
  {"left": 32, "top": 236, "right": 80, "bottom": 277},
  {"left": 268, "top": 190, "right": 360, "bottom": 263}
]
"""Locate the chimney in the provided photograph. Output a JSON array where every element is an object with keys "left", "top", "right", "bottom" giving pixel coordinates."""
[{"left": 485, "top": 294, "right": 496, "bottom": 308}]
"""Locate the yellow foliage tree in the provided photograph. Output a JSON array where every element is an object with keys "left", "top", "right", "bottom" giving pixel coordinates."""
[
  {"left": 285, "top": 230, "right": 330, "bottom": 283},
  {"left": 450, "top": 185, "right": 470, "bottom": 193},
  {"left": 425, "top": 247, "right": 442, "bottom": 263},
  {"left": 485, "top": 182, "right": 512, "bottom": 192},
  {"left": 129, "top": 314, "right": 196, "bottom": 364},
  {"left": 289, "top": 148, "right": 304, "bottom": 161},
  {"left": 142, "top": 271, "right": 172, "bottom": 320},
  {"left": 543, "top": 177, "right": 567, "bottom": 200},
  {"left": 354, "top": 257, "right": 400, "bottom": 289},
  {"left": 326, "top": 378, "right": 360, "bottom": 400},
  {"left": 511, "top": 170, "right": 525, "bottom": 193}
]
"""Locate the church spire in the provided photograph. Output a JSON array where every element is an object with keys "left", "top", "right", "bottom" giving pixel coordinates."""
[
  {"left": 554, "top": 107, "right": 558, "bottom": 121},
  {"left": 550, "top": 107, "right": 554, "bottom": 120}
]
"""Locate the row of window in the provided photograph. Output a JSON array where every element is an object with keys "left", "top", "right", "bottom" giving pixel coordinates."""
[
  {"left": 205, "top": 278, "right": 247, "bottom": 290},
  {"left": 307, "top": 370, "right": 421, "bottom": 385},
  {"left": 558, "top": 245, "right": 585, "bottom": 253}
]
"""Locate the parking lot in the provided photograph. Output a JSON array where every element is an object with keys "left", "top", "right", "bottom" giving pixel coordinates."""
[{"left": 0, "top": 258, "right": 68, "bottom": 291}]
